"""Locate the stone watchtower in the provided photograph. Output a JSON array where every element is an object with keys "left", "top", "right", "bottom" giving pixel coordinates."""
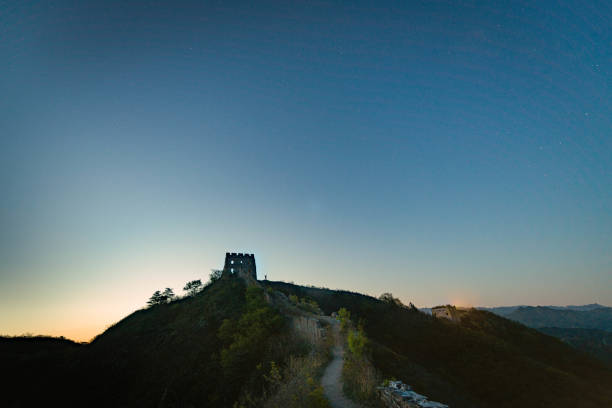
[{"left": 223, "top": 252, "right": 257, "bottom": 281}]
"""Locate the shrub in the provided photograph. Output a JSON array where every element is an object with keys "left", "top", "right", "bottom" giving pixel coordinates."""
[
  {"left": 263, "top": 354, "right": 331, "bottom": 408},
  {"left": 219, "top": 286, "right": 284, "bottom": 385},
  {"left": 343, "top": 353, "right": 380, "bottom": 405},
  {"left": 338, "top": 308, "right": 351, "bottom": 330},
  {"left": 348, "top": 327, "right": 368, "bottom": 357}
]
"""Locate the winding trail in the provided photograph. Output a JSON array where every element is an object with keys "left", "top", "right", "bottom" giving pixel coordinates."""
[{"left": 320, "top": 317, "right": 362, "bottom": 408}]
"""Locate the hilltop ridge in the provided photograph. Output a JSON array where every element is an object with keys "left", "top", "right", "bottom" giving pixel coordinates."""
[{"left": 2, "top": 277, "right": 612, "bottom": 408}]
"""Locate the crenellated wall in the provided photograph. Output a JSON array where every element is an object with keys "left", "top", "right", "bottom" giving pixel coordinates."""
[{"left": 223, "top": 252, "right": 257, "bottom": 281}]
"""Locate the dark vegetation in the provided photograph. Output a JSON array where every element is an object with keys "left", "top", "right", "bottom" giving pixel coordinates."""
[
  {"left": 264, "top": 281, "right": 612, "bottom": 408},
  {"left": 336, "top": 307, "right": 382, "bottom": 407},
  {"left": 263, "top": 342, "right": 332, "bottom": 408},
  {"left": 2, "top": 276, "right": 306, "bottom": 407},
  {"left": 1, "top": 335, "right": 85, "bottom": 406},
  {"left": 183, "top": 279, "right": 203, "bottom": 296},
  {"left": 4, "top": 278, "right": 612, "bottom": 408},
  {"left": 146, "top": 287, "right": 176, "bottom": 306},
  {"left": 288, "top": 293, "right": 322, "bottom": 315},
  {"left": 538, "top": 327, "right": 612, "bottom": 367}
]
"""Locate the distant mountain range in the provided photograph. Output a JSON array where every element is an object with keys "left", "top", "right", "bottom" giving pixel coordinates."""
[
  {"left": 549, "top": 304, "right": 609, "bottom": 312},
  {"left": 420, "top": 303, "right": 608, "bottom": 318},
  {"left": 480, "top": 303, "right": 609, "bottom": 318},
  {"left": 475, "top": 304, "right": 612, "bottom": 366},
  {"left": 481, "top": 304, "right": 612, "bottom": 331}
]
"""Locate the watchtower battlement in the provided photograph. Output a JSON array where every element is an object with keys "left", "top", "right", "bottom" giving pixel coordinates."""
[{"left": 223, "top": 252, "right": 257, "bottom": 281}]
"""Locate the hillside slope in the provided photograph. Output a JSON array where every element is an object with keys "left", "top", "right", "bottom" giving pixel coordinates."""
[
  {"left": 264, "top": 281, "right": 612, "bottom": 408},
  {"left": 4, "top": 280, "right": 612, "bottom": 408},
  {"left": 538, "top": 327, "right": 612, "bottom": 366},
  {"left": 3, "top": 277, "right": 300, "bottom": 407}
]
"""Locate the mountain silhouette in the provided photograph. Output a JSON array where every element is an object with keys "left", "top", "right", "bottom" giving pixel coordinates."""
[{"left": 3, "top": 277, "right": 612, "bottom": 407}]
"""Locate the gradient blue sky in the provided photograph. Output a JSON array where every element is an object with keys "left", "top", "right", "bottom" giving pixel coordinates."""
[{"left": 1, "top": 0, "right": 611, "bottom": 340}]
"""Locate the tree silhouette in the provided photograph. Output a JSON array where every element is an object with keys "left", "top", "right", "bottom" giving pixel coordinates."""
[
  {"left": 183, "top": 279, "right": 202, "bottom": 296},
  {"left": 147, "top": 290, "right": 165, "bottom": 307},
  {"left": 162, "top": 287, "right": 175, "bottom": 302},
  {"left": 378, "top": 293, "right": 405, "bottom": 308},
  {"left": 210, "top": 269, "right": 222, "bottom": 283},
  {"left": 146, "top": 288, "right": 176, "bottom": 307}
]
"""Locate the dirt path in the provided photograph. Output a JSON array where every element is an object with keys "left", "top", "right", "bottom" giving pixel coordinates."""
[{"left": 320, "top": 317, "right": 362, "bottom": 408}]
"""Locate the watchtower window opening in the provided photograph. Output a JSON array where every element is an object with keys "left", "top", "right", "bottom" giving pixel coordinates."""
[
  {"left": 231, "top": 268, "right": 234, "bottom": 273},
  {"left": 231, "top": 260, "right": 234, "bottom": 264}
]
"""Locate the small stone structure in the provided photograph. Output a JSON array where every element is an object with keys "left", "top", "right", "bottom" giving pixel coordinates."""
[
  {"left": 223, "top": 252, "right": 257, "bottom": 281},
  {"left": 378, "top": 381, "right": 448, "bottom": 408},
  {"left": 431, "top": 305, "right": 459, "bottom": 322}
]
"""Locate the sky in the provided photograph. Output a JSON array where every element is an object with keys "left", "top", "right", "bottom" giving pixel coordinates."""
[{"left": 1, "top": 0, "right": 611, "bottom": 341}]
